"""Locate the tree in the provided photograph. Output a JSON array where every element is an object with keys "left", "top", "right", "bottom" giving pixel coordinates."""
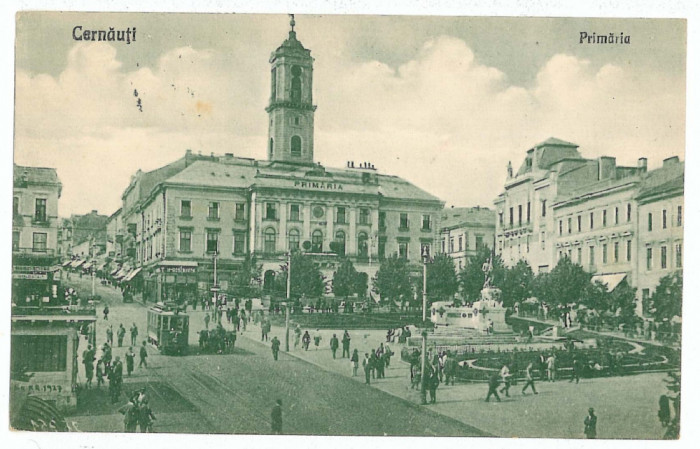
[
  {"left": 649, "top": 271, "right": 682, "bottom": 323},
  {"left": 231, "top": 254, "right": 262, "bottom": 297},
  {"left": 275, "top": 251, "right": 325, "bottom": 300},
  {"left": 499, "top": 259, "right": 534, "bottom": 308},
  {"left": 459, "top": 246, "right": 491, "bottom": 302},
  {"left": 417, "top": 253, "right": 459, "bottom": 306},
  {"left": 332, "top": 258, "right": 365, "bottom": 298},
  {"left": 373, "top": 254, "right": 414, "bottom": 308},
  {"left": 533, "top": 257, "right": 591, "bottom": 307},
  {"left": 610, "top": 280, "right": 639, "bottom": 329}
]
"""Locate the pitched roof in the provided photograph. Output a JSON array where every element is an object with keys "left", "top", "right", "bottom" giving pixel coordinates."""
[
  {"left": 637, "top": 160, "right": 684, "bottom": 201},
  {"left": 13, "top": 164, "right": 61, "bottom": 186},
  {"left": 440, "top": 206, "right": 495, "bottom": 230},
  {"left": 534, "top": 137, "right": 579, "bottom": 148}
]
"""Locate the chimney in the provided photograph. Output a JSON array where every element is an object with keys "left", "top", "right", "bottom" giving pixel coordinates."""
[
  {"left": 637, "top": 157, "right": 648, "bottom": 173},
  {"left": 663, "top": 156, "right": 680, "bottom": 168},
  {"left": 92, "top": 209, "right": 98, "bottom": 214},
  {"left": 598, "top": 156, "right": 616, "bottom": 180},
  {"left": 186, "top": 149, "right": 192, "bottom": 157},
  {"left": 224, "top": 153, "right": 234, "bottom": 158}
]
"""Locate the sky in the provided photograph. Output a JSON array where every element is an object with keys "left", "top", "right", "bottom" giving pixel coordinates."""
[{"left": 13, "top": 12, "right": 686, "bottom": 216}]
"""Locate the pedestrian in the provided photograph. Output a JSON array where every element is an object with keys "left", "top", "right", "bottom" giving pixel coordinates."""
[
  {"left": 271, "top": 399, "right": 283, "bottom": 434},
  {"left": 294, "top": 324, "right": 301, "bottom": 349},
  {"left": 125, "top": 347, "right": 135, "bottom": 376},
  {"left": 82, "top": 344, "right": 95, "bottom": 388},
  {"left": 106, "top": 325, "right": 114, "bottom": 346},
  {"left": 443, "top": 351, "right": 456, "bottom": 386},
  {"left": 485, "top": 372, "right": 501, "bottom": 402},
  {"left": 139, "top": 341, "right": 148, "bottom": 368},
  {"left": 130, "top": 323, "right": 139, "bottom": 346},
  {"left": 522, "top": 362, "right": 538, "bottom": 395},
  {"left": 103, "top": 305, "right": 109, "bottom": 320},
  {"left": 204, "top": 312, "right": 211, "bottom": 330},
  {"left": 362, "top": 353, "right": 371, "bottom": 384},
  {"left": 427, "top": 366, "right": 439, "bottom": 404},
  {"left": 538, "top": 353, "right": 548, "bottom": 381},
  {"left": 546, "top": 353, "right": 556, "bottom": 382},
  {"left": 109, "top": 356, "right": 124, "bottom": 404},
  {"left": 240, "top": 309, "right": 247, "bottom": 331},
  {"left": 658, "top": 395, "right": 671, "bottom": 427},
  {"left": 330, "top": 334, "right": 339, "bottom": 359},
  {"left": 351, "top": 349, "right": 359, "bottom": 376},
  {"left": 369, "top": 350, "right": 378, "bottom": 379},
  {"left": 271, "top": 336, "right": 281, "bottom": 361},
  {"left": 341, "top": 330, "right": 351, "bottom": 358},
  {"left": 118, "top": 397, "right": 139, "bottom": 433},
  {"left": 499, "top": 364, "right": 512, "bottom": 397},
  {"left": 117, "top": 324, "right": 126, "bottom": 347},
  {"left": 570, "top": 356, "right": 581, "bottom": 384},
  {"left": 584, "top": 407, "right": 597, "bottom": 439},
  {"left": 262, "top": 319, "right": 271, "bottom": 341},
  {"left": 96, "top": 359, "right": 105, "bottom": 388},
  {"left": 302, "top": 330, "right": 311, "bottom": 351},
  {"left": 138, "top": 398, "right": 156, "bottom": 433},
  {"left": 102, "top": 342, "right": 112, "bottom": 370},
  {"left": 313, "top": 329, "right": 322, "bottom": 350}
]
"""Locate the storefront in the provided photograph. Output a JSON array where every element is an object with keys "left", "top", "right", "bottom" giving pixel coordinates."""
[{"left": 144, "top": 261, "right": 199, "bottom": 304}]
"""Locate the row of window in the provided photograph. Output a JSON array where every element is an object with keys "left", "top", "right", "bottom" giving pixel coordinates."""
[
  {"left": 180, "top": 200, "right": 246, "bottom": 221},
  {"left": 269, "top": 135, "right": 304, "bottom": 158},
  {"left": 12, "top": 231, "right": 47, "bottom": 252},
  {"left": 441, "top": 234, "right": 485, "bottom": 254},
  {"left": 646, "top": 206, "right": 683, "bottom": 232},
  {"left": 558, "top": 204, "right": 634, "bottom": 236},
  {"left": 13, "top": 197, "right": 48, "bottom": 222},
  {"left": 645, "top": 244, "right": 683, "bottom": 271},
  {"left": 558, "top": 240, "right": 634, "bottom": 266}
]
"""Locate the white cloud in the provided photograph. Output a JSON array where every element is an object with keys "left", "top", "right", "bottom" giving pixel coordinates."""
[{"left": 14, "top": 37, "right": 685, "bottom": 216}]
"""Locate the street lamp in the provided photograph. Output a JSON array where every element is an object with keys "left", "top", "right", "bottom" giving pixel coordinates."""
[
  {"left": 285, "top": 252, "right": 291, "bottom": 352},
  {"left": 420, "top": 245, "right": 430, "bottom": 405}
]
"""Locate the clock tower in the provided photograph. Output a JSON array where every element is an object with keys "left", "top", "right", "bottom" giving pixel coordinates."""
[{"left": 266, "top": 15, "right": 317, "bottom": 164}]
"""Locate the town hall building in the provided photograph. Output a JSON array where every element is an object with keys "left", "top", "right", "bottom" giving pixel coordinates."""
[{"left": 112, "top": 18, "right": 444, "bottom": 303}]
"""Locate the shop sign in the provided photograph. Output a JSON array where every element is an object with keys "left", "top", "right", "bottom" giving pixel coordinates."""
[{"left": 163, "top": 266, "right": 196, "bottom": 274}]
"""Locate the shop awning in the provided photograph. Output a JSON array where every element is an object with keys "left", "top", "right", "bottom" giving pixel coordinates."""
[
  {"left": 110, "top": 267, "right": 121, "bottom": 276},
  {"left": 70, "top": 259, "right": 85, "bottom": 268},
  {"left": 62, "top": 260, "right": 72, "bottom": 267},
  {"left": 591, "top": 273, "right": 627, "bottom": 292},
  {"left": 159, "top": 260, "right": 198, "bottom": 267},
  {"left": 113, "top": 267, "right": 130, "bottom": 280},
  {"left": 123, "top": 267, "right": 142, "bottom": 282}
]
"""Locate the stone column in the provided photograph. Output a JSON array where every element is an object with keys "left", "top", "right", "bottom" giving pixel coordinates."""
[
  {"left": 278, "top": 201, "right": 287, "bottom": 253},
  {"left": 348, "top": 208, "right": 357, "bottom": 255}
]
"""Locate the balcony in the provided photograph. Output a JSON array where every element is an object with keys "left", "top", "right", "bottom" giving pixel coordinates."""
[{"left": 13, "top": 247, "right": 56, "bottom": 256}]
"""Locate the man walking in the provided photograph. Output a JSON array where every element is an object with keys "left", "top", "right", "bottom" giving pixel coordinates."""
[
  {"left": 271, "top": 336, "right": 281, "bottom": 361},
  {"left": 570, "top": 357, "right": 581, "bottom": 384},
  {"left": 522, "top": 362, "right": 538, "bottom": 395},
  {"left": 106, "top": 325, "right": 114, "bottom": 346},
  {"left": 584, "top": 407, "right": 597, "bottom": 439},
  {"left": 351, "top": 349, "right": 359, "bottom": 376},
  {"left": 271, "top": 399, "right": 283, "bottom": 434},
  {"left": 546, "top": 353, "right": 556, "bottom": 382},
  {"left": 125, "top": 347, "right": 135, "bottom": 376},
  {"left": 302, "top": 330, "right": 311, "bottom": 351},
  {"left": 139, "top": 341, "right": 148, "bottom": 368},
  {"left": 117, "top": 324, "right": 126, "bottom": 347},
  {"left": 294, "top": 324, "right": 302, "bottom": 349},
  {"left": 204, "top": 312, "right": 211, "bottom": 330},
  {"left": 130, "top": 323, "right": 139, "bottom": 346},
  {"left": 82, "top": 344, "right": 95, "bottom": 389},
  {"left": 499, "top": 364, "right": 512, "bottom": 397},
  {"left": 443, "top": 351, "right": 456, "bottom": 386},
  {"left": 109, "top": 356, "right": 124, "bottom": 404},
  {"left": 485, "top": 372, "right": 501, "bottom": 402},
  {"left": 103, "top": 305, "right": 110, "bottom": 320},
  {"left": 341, "top": 331, "right": 351, "bottom": 358},
  {"left": 330, "top": 334, "right": 339, "bottom": 359},
  {"left": 362, "top": 353, "right": 371, "bottom": 385}
]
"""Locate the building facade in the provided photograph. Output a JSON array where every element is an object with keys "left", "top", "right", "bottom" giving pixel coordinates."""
[
  {"left": 494, "top": 139, "right": 684, "bottom": 304},
  {"left": 113, "top": 20, "right": 444, "bottom": 303},
  {"left": 439, "top": 206, "right": 495, "bottom": 271}
]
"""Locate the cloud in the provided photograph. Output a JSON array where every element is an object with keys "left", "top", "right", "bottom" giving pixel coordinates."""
[{"left": 14, "top": 37, "right": 685, "bottom": 216}]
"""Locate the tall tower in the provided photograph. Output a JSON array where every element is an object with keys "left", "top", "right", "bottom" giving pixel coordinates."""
[{"left": 266, "top": 15, "right": 317, "bottom": 164}]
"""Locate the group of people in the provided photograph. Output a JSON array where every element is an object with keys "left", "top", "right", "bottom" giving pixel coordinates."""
[
  {"left": 198, "top": 322, "right": 238, "bottom": 354},
  {"left": 105, "top": 322, "right": 140, "bottom": 348},
  {"left": 82, "top": 340, "right": 149, "bottom": 403},
  {"left": 118, "top": 388, "right": 157, "bottom": 433},
  {"left": 361, "top": 343, "right": 393, "bottom": 384}
]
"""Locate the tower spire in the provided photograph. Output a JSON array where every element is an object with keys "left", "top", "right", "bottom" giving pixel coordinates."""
[{"left": 289, "top": 14, "right": 295, "bottom": 32}]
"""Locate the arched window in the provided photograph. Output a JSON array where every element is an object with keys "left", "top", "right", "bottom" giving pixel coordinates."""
[
  {"left": 291, "top": 66, "right": 302, "bottom": 102},
  {"left": 288, "top": 228, "right": 300, "bottom": 251},
  {"left": 312, "top": 230, "right": 323, "bottom": 253},
  {"left": 291, "top": 136, "right": 302, "bottom": 157},
  {"left": 358, "top": 232, "right": 368, "bottom": 258},
  {"left": 264, "top": 228, "right": 277, "bottom": 254},
  {"left": 334, "top": 230, "right": 346, "bottom": 256},
  {"left": 269, "top": 138, "right": 274, "bottom": 158}
]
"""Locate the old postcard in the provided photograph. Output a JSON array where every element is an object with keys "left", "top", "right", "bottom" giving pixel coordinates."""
[{"left": 8, "top": 8, "right": 689, "bottom": 444}]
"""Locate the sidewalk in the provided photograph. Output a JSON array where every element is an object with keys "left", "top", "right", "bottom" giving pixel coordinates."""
[{"left": 241, "top": 318, "right": 667, "bottom": 439}]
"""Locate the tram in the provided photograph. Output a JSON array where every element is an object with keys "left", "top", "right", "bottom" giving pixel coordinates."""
[{"left": 146, "top": 302, "right": 189, "bottom": 355}]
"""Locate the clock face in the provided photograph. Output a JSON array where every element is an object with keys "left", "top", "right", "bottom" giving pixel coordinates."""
[{"left": 313, "top": 206, "right": 325, "bottom": 219}]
